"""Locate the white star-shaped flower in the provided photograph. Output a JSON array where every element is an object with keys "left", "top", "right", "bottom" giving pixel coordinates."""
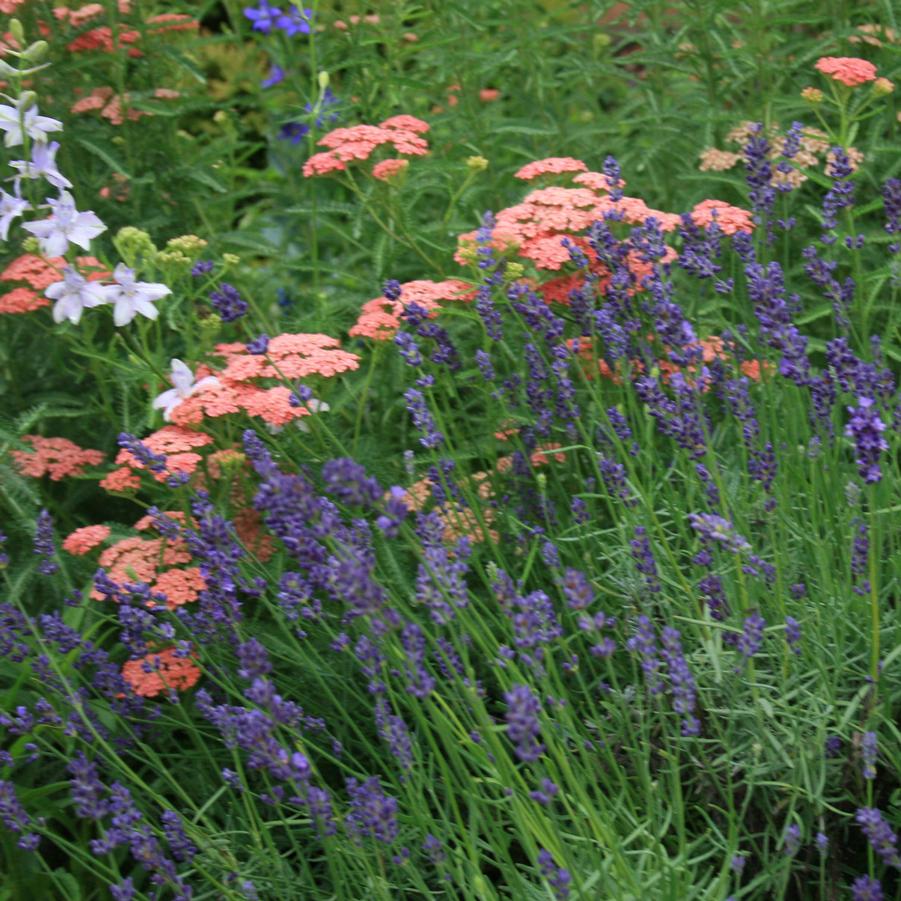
[
  {"left": 152, "top": 359, "right": 220, "bottom": 422},
  {"left": 9, "top": 141, "right": 72, "bottom": 190},
  {"left": 45, "top": 266, "right": 107, "bottom": 325},
  {"left": 22, "top": 191, "right": 106, "bottom": 256},
  {"left": 0, "top": 183, "right": 29, "bottom": 240},
  {"left": 0, "top": 99, "right": 63, "bottom": 147},
  {"left": 103, "top": 263, "right": 171, "bottom": 326}
]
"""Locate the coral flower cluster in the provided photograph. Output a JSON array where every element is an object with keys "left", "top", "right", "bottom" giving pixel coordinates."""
[
  {"left": 167, "top": 334, "right": 360, "bottom": 427},
  {"left": 814, "top": 56, "right": 878, "bottom": 87},
  {"left": 302, "top": 115, "right": 430, "bottom": 177},
  {"left": 121, "top": 647, "right": 202, "bottom": 698},
  {"left": 351, "top": 279, "right": 472, "bottom": 340},
  {"left": 12, "top": 435, "right": 105, "bottom": 480},
  {"left": 0, "top": 254, "right": 107, "bottom": 315}
]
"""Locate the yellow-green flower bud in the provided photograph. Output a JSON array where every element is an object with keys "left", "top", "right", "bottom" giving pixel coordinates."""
[
  {"left": 873, "top": 77, "right": 895, "bottom": 97},
  {"left": 801, "top": 86, "right": 824, "bottom": 103},
  {"left": 115, "top": 227, "right": 157, "bottom": 269},
  {"left": 506, "top": 262, "right": 525, "bottom": 281},
  {"left": 222, "top": 253, "right": 240, "bottom": 268},
  {"left": 9, "top": 19, "right": 25, "bottom": 46},
  {"left": 318, "top": 70, "right": 330, "bottom": 91},
  {"left": 466, "top": 155, "right": 489, "bottom": 172},
  {"left": 22, "top": 41, "right": 48, "bottom": 63}
]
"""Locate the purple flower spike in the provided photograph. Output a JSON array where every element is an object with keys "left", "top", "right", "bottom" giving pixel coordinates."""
[
  {"left": 845, "top": 397, "right": 888, "bottom": 484},
  {"left": 852, "top": 875, "right": 884, "bottom": 901},
  {"left": 855, "top": 807, "right": 901, "bottom": 868}
]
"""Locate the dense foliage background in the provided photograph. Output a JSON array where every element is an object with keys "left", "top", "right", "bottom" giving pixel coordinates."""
[{"left": 0, "top": 1, "right": 899, "bottom": 899}]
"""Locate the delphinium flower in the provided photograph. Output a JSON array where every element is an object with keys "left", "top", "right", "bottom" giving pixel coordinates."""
[
  {"left": 244, "top": 1, "right": 282, "bottom": 33},
  {"left": 23, "top": 191, "right": 106, "bottom": 256},
  {"left": 261, "top": 63, "right": 285, "bottom": 88},
  {"left": 845, "top": 397, "right": 889, "bottom": 483},
  {"left": 660, "top": 626, "right": 700, "bottom": 736},
  {"left": 9, "top": 140, "right": 72, "bottom": 190},
  {"left": 855, "top": 808, "right": 901, "bottom": 868},
  {"left": 209, "top": 283, "right": 248, "bottom": 322},
  {"left": 152, "top": 359, "right": 221, "bottom": 422},
  {"left": 861, "top": 731, "right": 878, "bottom": 780},
  {"left": 851, "top": 876, "right": 884, "bottom": 901},
  {"left": 0, "top": 184, "right": 29, "bottom": 240},
  {"left": 815, "top": 832, "right": 828, "bottom": 854},
  {"left": 277, "top": 5, "right": 313, "bottom": 35},
  {"left": 102, "top": 264, "right": 171, "bottom": 326},
  {"left": 0, "top": 97, "right": 62, "bottom": 147},
  {"left": 537, "top": 849, "right": 572, "bottom": 899},
  {"left": 505, "top": 683, "right": 544, "bottom": 761},
  {"left": 44, "top": 266, "right": 107, "bottom": 325},
  {"left": 33, "top": 508, "right": 58, "bottom": 575},
  {"left": 345, "top": 776, "right": 399, "bottom": 845}
]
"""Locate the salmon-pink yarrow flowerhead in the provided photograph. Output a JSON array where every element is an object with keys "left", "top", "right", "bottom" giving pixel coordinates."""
[
  {"left": 372, "top": 158, "right": 409, "bottom": 181},
  {"left": 102, "top": 263, "right": 171, "bottom": 326},
  {"left": 815, "top": 56, "right": 878, "bottom": 87},
  {"left": 153, "top": 359, "right": 221, "bottom": 422},
  {"left": 62, "top": 525, "right": 111, "bottom": 555},
  {"left": 0, "top": 287, "right": 48, "bottom": 314},
  {"left": 515, "top": 157, "right": 589, "bottom": 181},
  {"left": 45, "top": 266, "right": 107, "bottom": 324},
  {"left": 12, "top": 435, "right": 104, "bottom": 480},
  {"left": 23, "top": 192, "right": 106, "bottom": 257},
  {"left": 121, "top": 647, "right": 201, "bottom": 698},
  {"left": 690, "top": 199, "right": 755, "bottom": 235},
  {"left": 303, "top": 116, "right": 429, "bottom": 177}
]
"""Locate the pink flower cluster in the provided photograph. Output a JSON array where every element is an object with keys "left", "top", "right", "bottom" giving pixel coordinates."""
[
  {"left": 168, "top": 334, "right": 360, "bottom": 427},
  {"left": 351, "top": 280, "right": 473, "bottom": 340},
  {"left": 303, "top": 115, "right": 430, "bottom": 178},
  {"left": 814, "top": 56, "right": 878, "bottom": 87}
]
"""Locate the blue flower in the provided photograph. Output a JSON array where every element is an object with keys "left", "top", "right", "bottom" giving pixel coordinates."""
[
  {"left": 278, "top": 122, "right": 310, "bottom": 144},
  {"left": 276, "top": 6, "right": 313, "bottom": 36},
  {"left": 261, "top": 64, "right": 286, "bottom": 89},
  {"left": 244, "top": 2, "right": 283, "bottom": 34}
]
